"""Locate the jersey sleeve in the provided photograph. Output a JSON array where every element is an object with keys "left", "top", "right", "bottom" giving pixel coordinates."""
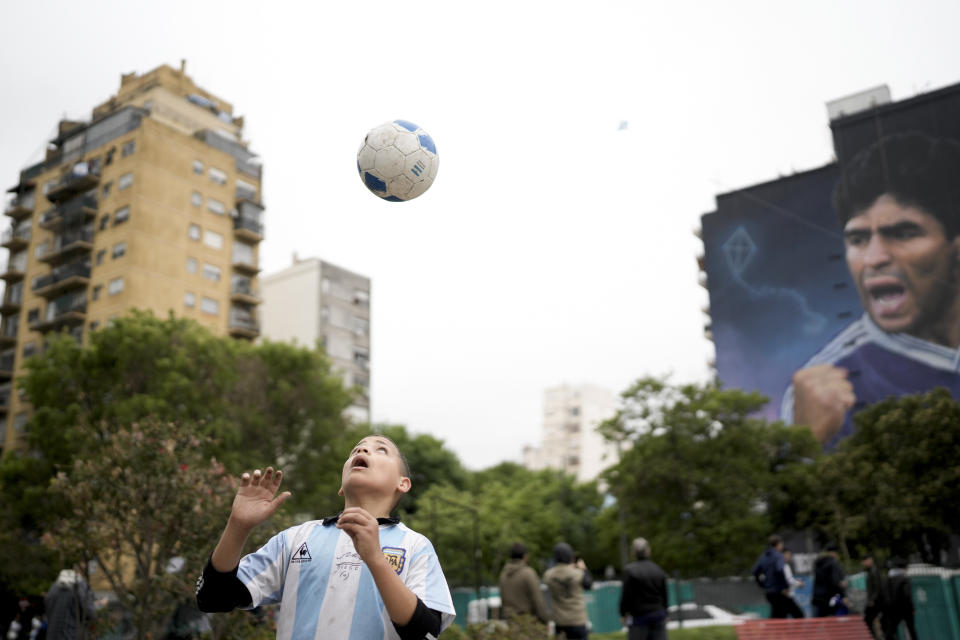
[
  {"left": 404, "top": 538, "right": 456, "bottom": 631},
  {"left": 236, "top": 529, "right": 289, "bottom": 608}
]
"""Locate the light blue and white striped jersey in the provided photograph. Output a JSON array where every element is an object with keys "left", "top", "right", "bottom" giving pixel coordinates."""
[{"left": 237, "top": 519, "right": 455, "bottom": 639}]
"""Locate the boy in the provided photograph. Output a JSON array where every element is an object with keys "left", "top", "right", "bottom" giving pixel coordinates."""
[{"left": 196, "top": 435, "right": 455, "bottom": 639}]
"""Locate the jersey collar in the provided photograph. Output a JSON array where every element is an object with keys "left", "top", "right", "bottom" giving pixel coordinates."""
[{"left": 321, "top": 512, "right": 401, "bottom": 526}]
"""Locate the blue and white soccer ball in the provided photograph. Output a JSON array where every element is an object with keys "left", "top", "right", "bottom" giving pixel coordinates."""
[{"left": 357, "top": 120, "right": 438, "bottom": 202}]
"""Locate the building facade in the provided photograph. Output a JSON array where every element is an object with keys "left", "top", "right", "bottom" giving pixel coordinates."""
[
  {"left": 260, "top": 257, "right": 371, "bottom": 423},
  {"left": 523, "top": 383, "right": 618, "bottom": 482},
  {"left": 0, "top": 62, "right": 265, "bottom": 453}
]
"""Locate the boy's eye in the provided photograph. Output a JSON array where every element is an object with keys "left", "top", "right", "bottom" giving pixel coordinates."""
[{"left": 377, "top": 446, "right": 388, "bottom": 454}]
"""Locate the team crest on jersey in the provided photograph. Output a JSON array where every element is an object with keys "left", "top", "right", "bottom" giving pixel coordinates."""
[
  {"left": 291, "top": 542, "right": 312, "bottom": 563},
  {"left": 382, "top": 547, "right": 406, "bottom": 575}
]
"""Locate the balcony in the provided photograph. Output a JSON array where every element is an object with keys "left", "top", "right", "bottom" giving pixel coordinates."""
[
  {"left": 46, "top": 163, "right": 101, "bottom": 203},
  {"left": 230, "top": 278, "right": 261, "bottom": 305},
  {"left": 0, "top": 383, "right": 10, "bottom": 413},
  {"left": 4, "top": 192, "right": 35, "bottom": 221},
  {"left": 0, "top": 289, "right": 22, "bottom": 315},
  {"left": 0, "top": 259, "right": 26, "bottom": 283},
  {"left": 29, "top": 293, "right": 86, "bottom": 333},
  {"left": 1, "top": 225, "right": 31, "bottom": 251},
  {"left": 32, "top": 261, "right": 91, "bottom": 299},
  {"left": 37, "top": 229, "right": 94, "bottom": 265},
  {"left": 0, "top": 351, "right": 14, "bottom": 378},
  {"left": 39, "top": 193, "right": 98, "bottom": 231},
  {"left": 0, "top": 321, "right": 17, "bottom": 348},
  {"left": 233, "top": 199, "right": 263, "bottom": 242},
  {"left": 232, "top": 257, "right": 261, "bottom": 275},
  {"left": 228, "top": 309, "right": 260, "bottom": 339}
]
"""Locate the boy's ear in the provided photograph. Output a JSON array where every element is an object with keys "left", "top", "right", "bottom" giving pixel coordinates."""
[
  {"left": 397, "top": 476, "right": 411, "bottom": 495},
  {"left": 338, "top": 486, "right": 344, "bottom": 497}
]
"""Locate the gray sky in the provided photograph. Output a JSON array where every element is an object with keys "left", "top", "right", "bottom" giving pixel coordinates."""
[{"left": 2, "top": 0, "right": 959, "bottom": 469}]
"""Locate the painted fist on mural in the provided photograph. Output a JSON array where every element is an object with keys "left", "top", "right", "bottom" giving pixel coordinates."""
[{"left": 791, "top": 364, "right": 857, "bottom": 445}]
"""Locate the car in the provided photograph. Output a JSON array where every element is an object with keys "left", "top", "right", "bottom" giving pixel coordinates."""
[{"left": 666, "top": 603, "right": 758, "bottom": 629}]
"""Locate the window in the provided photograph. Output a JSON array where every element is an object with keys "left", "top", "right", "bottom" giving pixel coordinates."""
[
  {"left": 99, "top": 214, "right": 110, "bottom": 230},
  {"left": 200, "top": 297, "right": 219, "bottom": 315},
  {"left": 188, "top": 224, "right": 201, "bottom": 241},
  {"left": 108, "top": 277, "right": 124, "bottom": 296},
  {"left": 191, "top": 191, "right": 202, "bottom": 207},
  {"left": 202, "top": 263, "right": 221, "bottom": 282},
  {"left": 353, "top": 316, "right": 369, "bottom": 337},
  {"left": 112, "top": 242, "right": 126, "bottom": 259},
  {"left": 236, "top": 180, "right": 257, "bottom": 201},
  {"left": 89, "top": 321, "right": 100, "bottom": 332},
  {"left": 354, "top": 288, "right": 370, "bottom": 305},
  {"left": 92, "top": 284, "right": 102, "bottom": 301},
  {"left": 26, "top": 308, "right": 39, "bottom": 324},
  {"left": 114, "top": 206, "right": 130, "bottom": 224},
  {"left": 117, "top": 172, "right": 133, "bottom": 191},
  {"left": 90, "top": 157, "right": 102, "bottom": 175},
  {"left": 206, "top": 198, "right": 225, "bottom": 215},
  {"left": 186, "top": 257, "right": 198, "bottom": 274},
  {"left": 102, "top": 181, "right": 112, "bottom": 198},
  {"left": 193, "top": 160, "right": 204, "bottom": 175},
  {"left": 203, "top": 230, "right": 223, "bottom": 249},
  {"left": 105, "top": 147, "right": 115, "bottom": 165},
  {"left": 209, "top": 167, "right": 227, "bottom": 185},
  {"left": 184, "top": 291, "right": 196, "bottom": 308},
  {"left": 34, "top": 241, "right": 49, "bottom": 259},
  {"left": 96, "top": 249, "right": 106, "bottom": 266},
  {"left": 13, "top": 414, "right": 28, "bottom": 434},
  {"left": 121, "top": 140, "right": 136, "bottom": 157},
  {"left": 22, "top": 342, "right": 36, "bottom": 359},
  {"left": 232, "top": 242, "right": 254, "bottom": 265}
]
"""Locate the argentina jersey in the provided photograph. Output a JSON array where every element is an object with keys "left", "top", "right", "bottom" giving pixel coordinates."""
[
  {"left": 781, "top": 313, "right": 960, "bottom": 448},
  {"left": 237, "top": 520, "right": 455, "bottom": 639}
]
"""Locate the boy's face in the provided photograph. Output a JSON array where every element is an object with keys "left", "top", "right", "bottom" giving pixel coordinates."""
[{"left": 339, "top": 435, "right": 410, "bottom": 500}]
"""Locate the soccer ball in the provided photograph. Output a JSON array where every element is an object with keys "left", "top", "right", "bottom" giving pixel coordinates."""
[{"left": 357, "top": 120, "right": 438, "bottom": 201}]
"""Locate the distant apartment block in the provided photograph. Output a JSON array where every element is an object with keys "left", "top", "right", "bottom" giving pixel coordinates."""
[
  {"left": 0, "top": 61, "right": 265, "bottom": 453},
  {"left": 260, "top": 257, "right": 371, "bottom": 423},
  {"left": 523, "top": 383, "right": 618, "bottom": 482}
]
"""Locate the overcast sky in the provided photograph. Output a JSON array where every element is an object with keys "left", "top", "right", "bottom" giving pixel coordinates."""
[{"left": 2, "top": 0, "right": 959, "bottom": 469}]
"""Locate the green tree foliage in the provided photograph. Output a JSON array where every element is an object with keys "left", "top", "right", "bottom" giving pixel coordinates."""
[
  {"left": 600, "top": 377, "right": 819, "bottom": 577},
  {"left": 406, "top": 463, "right": 605, "bottom": 587},
  {"left": 0, "top": 312, "right": 355, "bottom": 595},
  {"left": 802, "top": 388, "right": 960, "bottom": 563}
]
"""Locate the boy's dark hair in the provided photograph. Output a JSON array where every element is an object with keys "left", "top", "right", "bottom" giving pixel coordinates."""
[
  {"left": 833, "top": 132, "right": 960, "bottom": 237},
  {"left": 509, "top": 543, "right": 527, "bottom": 560}
]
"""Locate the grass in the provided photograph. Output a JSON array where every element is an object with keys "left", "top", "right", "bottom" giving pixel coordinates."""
[{"left": 593, "top": 626, "right": 737, "bottom": 640}]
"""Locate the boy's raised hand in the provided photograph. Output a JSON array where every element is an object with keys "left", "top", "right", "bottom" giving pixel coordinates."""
[
  {"left": 336, "top": 507, "right": 382, "bottom": 563},
  {"left": 228, "top": 467, "right": 291, "bottom": 532}
]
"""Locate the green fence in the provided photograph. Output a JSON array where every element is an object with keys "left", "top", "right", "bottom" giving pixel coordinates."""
[{"left": 910, "top": 574, "right": 960, "bottom": 640}]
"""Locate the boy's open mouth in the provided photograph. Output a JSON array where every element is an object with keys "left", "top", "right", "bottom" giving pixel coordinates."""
[{"left": 351, "top": 455, "right": 369, "bottom": 470}]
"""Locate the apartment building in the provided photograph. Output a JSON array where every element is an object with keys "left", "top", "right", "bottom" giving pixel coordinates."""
[
  {"left": 523, "top": 383, "right": 618, "bottom": 482},
  {"left": 0, "top": 62, "right": 264, "bottom": 452},
  {"left": 260, "top": 257, "right": 371, "bottom": 423}
]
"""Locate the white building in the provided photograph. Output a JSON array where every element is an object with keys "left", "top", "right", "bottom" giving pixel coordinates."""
[
  {"left": 260, "top": 256, "right": 370, "bottom": 422},
  {"left": 523, "top": 384, "right": 618, "bottom": 482}
]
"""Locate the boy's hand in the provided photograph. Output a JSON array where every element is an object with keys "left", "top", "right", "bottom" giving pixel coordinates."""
[
  {"left": 228, "top": 467, "right": 291, "bottom": 532},
  {"left": 337, "top": 507, "right": 383, "bottom": 564}
]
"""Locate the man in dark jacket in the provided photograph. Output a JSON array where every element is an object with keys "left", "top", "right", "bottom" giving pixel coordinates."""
[
  {"left": 812, "top": 543, "right": 847, "bottom": 617},
  {"left": 619, "top": 537, "right": 668, "bottom": 640},
  {"left": 862, "top": 554, "right": 883, "bottom": 638},
  {"left": 751, "top": 535, "right": 791, "bottom": 618},
  {"left": 882, "top": 558, "right": 918, "bottom": 640},
  {"left": 498, "top": 542, "right": 550, "bottom": 625},
  {"left": 44, "top": 569, "right": 95, "bottom": 640}
]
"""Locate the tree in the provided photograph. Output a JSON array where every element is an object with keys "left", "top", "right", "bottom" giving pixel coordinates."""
[
  {"left": 600, "top": 377, "right": 820, "bottom": 577},
  {"left": 48, "top": 417, "right": 281, "bottom": 640},
  {"left": 804, "top": 388, "right": 960, "bottom": 563},
  {"left": 406, "top": 463, "right": 605, "bottom": 587},
  {"left": 0, "top": 311, "right": 355, "bottom": 596}
]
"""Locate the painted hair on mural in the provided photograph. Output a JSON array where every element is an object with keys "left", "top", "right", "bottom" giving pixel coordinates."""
[{"left": 833, "top": 132, "right": 960, "bottom": 238}]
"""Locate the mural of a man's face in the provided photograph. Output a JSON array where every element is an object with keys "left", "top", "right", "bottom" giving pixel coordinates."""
[{"left": 844, "top": 194, "right": 960, "bottom": 337}]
